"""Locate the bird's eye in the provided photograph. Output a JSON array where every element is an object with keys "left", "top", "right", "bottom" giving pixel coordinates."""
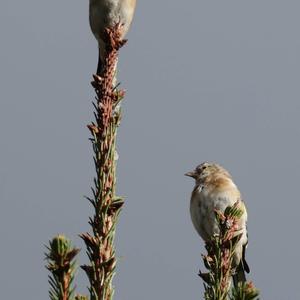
[{"left": 196, "top": 165, "right": 206, "bottom": 173}]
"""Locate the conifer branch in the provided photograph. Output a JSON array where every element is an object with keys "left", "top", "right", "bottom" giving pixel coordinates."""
[
  {"left": 45, "top": 235, "right": 80, "bottom": 300},
  {"left": 79, "top": 23, "right": 126, "bottom": 300},
  {"left": 199, "top": 203, "right": 259, "bottom": 300}
]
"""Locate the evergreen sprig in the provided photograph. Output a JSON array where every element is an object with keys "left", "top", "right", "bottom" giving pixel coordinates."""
[
  {"left": 45, "top": 235, "right": 80, "bottom": 300},
  {"left": 230, "top": 282, "right": 260, "bottom": 300},
  {"left": 199, "top": 202, "right": 259, "bottom": 300},
  {"left": 79, "top": 24, "right": 126, "bottom": 300}
]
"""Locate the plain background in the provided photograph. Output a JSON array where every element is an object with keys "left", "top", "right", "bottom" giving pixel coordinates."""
[{"left": 1, "top": 1, "right": 300, "bottom": 299}]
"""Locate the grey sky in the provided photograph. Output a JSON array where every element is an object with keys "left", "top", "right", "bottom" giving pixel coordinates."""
[{"left": 1, "top": 1, "right": 300, "bottom": 299}]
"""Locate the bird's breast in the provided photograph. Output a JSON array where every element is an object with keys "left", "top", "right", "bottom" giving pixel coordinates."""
[
  {"left": 89, "top": 0, "right": 136, "bottom": 41},
  {"left": 190, "top": 184, "right": 242, "bottom": 241}
]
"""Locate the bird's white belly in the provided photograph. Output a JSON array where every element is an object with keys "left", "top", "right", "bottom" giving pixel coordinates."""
[
  {"left": 89, "top": 0, "right": 133, "bottom": 40},
  {"left": 190, "top": 188, "right": 237, "bottom": 241}
]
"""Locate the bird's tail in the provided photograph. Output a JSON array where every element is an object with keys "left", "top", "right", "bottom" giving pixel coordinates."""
[
  {"left": 232, "top": 262, "right": 247, "bottom": 288},
  {"left": 232, "top": 245, "right": 250, "bottom": 289},
  {"left": 96, "top": 48, "right": 103, "bottom": 75}
]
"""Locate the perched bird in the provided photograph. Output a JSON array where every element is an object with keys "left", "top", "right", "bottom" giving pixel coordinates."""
[
  {"left": 185, "top": 162, "right": 250, "bottom": 287},
  {"left": 89, "top": 0, "right": 137, "bottom": 75}
]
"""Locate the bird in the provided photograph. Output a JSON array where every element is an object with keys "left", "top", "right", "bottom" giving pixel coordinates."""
[
  {"left": 185, "top": 162, "right": 250, "bottom": 287},
  {"left": 89, "top": 0, "right": 137, "bottom": 75}
]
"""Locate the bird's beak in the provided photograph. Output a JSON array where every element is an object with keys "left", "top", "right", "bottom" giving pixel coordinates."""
[{"left": 185, "top": 171, "right": 197, "bottom": 179}]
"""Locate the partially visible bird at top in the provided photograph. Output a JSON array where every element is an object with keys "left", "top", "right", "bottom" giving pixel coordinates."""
[
  {"left": 89, "top": 0, "right": 137, "bottom": 75},
  {"left": 185, "top": 162, "right": 250, "bottom": 287}
]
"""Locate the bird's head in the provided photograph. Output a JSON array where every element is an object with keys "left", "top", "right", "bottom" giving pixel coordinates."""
[{"left": 185, "top": 162, "right": 230, "bottom": 183}]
